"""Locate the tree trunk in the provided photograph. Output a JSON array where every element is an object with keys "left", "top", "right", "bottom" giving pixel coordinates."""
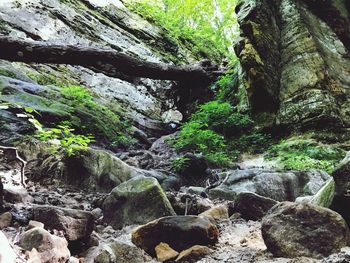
[{"left": 0, "top": 36, "right": 222, "bottom": 83}]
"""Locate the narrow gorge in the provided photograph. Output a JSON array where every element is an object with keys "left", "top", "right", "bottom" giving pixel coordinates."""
[{"left": 0, "top": 0, "right": 350, "bottom": 263}]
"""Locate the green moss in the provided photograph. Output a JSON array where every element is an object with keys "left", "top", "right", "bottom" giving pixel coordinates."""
[
  {"left": 311, "top": 179, "right": 335, "bottom": 207},
  {"left": 0, "top": 68, "right": 17, "bottom": 78},
  {"left": 265, "top": 136, "right": 345, "bottom": 173}
]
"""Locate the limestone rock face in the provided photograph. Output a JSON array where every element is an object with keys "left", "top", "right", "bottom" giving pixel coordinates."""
[
  {"left": 262, "top": 202, "right": 349, "bottom": 258},
  {"left": 33, "top": 206, "right": 94, "bottom": 242},
  {"left": 235, "top": 0, "right": 350, "bottom": 129},
  {"left": 19, "top": 227, "right": 70, "bottom": 263},
  {"left": 0, "top": 0, "right": 196, "bottom": 145},
  {"left": 102, "top": 176, "right": 175, "bottom": 229},
  {"left": 132, "top": 215, "right": 219, "bottom": 257}
]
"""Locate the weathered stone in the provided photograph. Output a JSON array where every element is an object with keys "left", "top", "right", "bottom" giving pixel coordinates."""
[
  {"left": 309, "top": 178, "right": 336, "bottom": 208},
  {"left": 85, "top": 239, "right": 144, "bottom": 263},
  {"left": 0, "top": 231, "right": 16, "bottom": 263},
  {"left": 102, "top": 176, "right": 175, "bottom": 229},
  {"left": 0, "top": 212, "right": 12, "bottom": 229},
  {"left": 176, "top": 245, "right": 212, "bottom": 262},
  {"left": 167, "top": 191, "right": 213, "bottom": 215},
  {"left": 33, "top": 206, "right": 94, "bottom": 242},
  {"left": 27, "top": 220, "right": 44, "bottom": 230},
  {"left": 262, "top": 202, "right": 349, "bottom": 258},
  {"left": 132, "top": 215, "right": 219, "bottom": 256},
  {"left": 235, "top": 0, "right": 350, "bottom": 129},
  {"left": 155, "top": 242, "right": 179, "bottom": 262},
  {"left": 3, "top": 186, "right": 33, "bottom": 203},
  {"left": 199, "top": 205, "right": 229, "bottom": 222},
  {"left": 20, "top": 227, "right": 70, "bottom": 263},
  {"left": 233, "top": 192, "right": 278, "bottom": 221},
  {"left": 210, "top": 169, "right": 330, "bottom": 202}
]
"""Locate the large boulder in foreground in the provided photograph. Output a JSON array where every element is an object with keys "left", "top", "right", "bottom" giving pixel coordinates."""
[
  {"left": 102, "top": 176, "right": 175, "bottom": 229},
  {"left": 19, "top": 227, "right": 70, "bottom": 263},
  {"left": 262, "top": 202, "right": 349, "bottom": 258},
  {"left": 33, "top": 206, "right": 94, "bottom": 242},
  {"left": 132, "top": 215, "right": 219, "bottom": 256}
]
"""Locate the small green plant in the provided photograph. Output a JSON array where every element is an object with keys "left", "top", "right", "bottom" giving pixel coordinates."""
[
  {"left": 36, "top": 125, "right": 95, "bottom": 156},
  {"left": 171, "top": 156, "right": 190, "bottom": 173},
  {"left": 265, "top": 137, "right": 345, "bottom": 173}
]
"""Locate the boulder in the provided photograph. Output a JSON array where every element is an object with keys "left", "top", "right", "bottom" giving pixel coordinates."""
[
  {"left": 262, "top": 202, "right": 349, "bottom": 258},
  {"left": 176, "top": 245, "right": 212, "bottom": 262},
  {"left": 85, "top": 239, "right": 145, "bottom": 263},
  {"left": 27, "top": 220, "right": 44, "bottom": 230},
  {"left": 19, "top": 227, "right": 70, "bottom": 263},
  {"left": 167, "top": 192, "right": 213, "bottom": 215},
  {"left": 0, "top": 231, "right": 16, "bottom": 263},
  {"left": 155, "top": 242, "right": 179, "bottom": 262},
  {"left": 64, "top": 148, "right": 135, "bottom": 192},
  {"left": 309, "top": 178, "right": 336, "bottom": 208},
  {"left": 177, "top": 153, "right": 209, "bottom": 178},
  {"left": 102, "top": 176, "right": 175, "bottom": 229},
  {"left": 0, "top": 212, "right": 12, "bottom": 229},
  {"left": 33, "top": 206, "right": 94, "bottom": 242},
  {"left": 3, "top": 186, "right": 33, "bottom": 203},
  {"left": 233, "top": 192, "right": 278, "bottom": 221},
  {"left": 199, "top": 205, "right": 229, "bottom": 222},
  {"left": 210, "top": 169, "right": 330, "bottom": 202},
  {"left": 132, "top": 215, "right": 219, "bottom": 256}
]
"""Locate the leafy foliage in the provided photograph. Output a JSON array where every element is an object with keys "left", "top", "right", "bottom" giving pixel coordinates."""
[
  {"left": 171, "top": 100, "right": 270, "bottom": 167},
  {"left": 171, "top": 156, "right": 190, "bottom": 173},
  {"left": 265, "top": 137, "right": 345, "bottom": 173},
  {"left": 36, "top": 125, "right": 94, "bottom": 156},
  {"left": 124, "top": 0, "right": 238, "bottom": 62}
]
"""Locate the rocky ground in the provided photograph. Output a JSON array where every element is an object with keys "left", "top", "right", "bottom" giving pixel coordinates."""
[{"left": 1, "top": 144, "right": 350, "bottom": 263}]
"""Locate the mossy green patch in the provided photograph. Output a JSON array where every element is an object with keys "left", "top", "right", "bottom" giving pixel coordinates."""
[
  {"left": 0, "top": 68, "right": 17, "bottom": 78},
  {"left": 265, "top": 136, "right": 345, "bottom": 173}
]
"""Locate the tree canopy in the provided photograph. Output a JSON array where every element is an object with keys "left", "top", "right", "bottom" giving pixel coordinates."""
[{"left": 124, "top": 0, "right": 239, "bottom": 62}]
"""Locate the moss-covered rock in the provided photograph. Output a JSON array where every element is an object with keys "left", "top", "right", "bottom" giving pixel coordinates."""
[{"left": 102, "top": 176, "right": 175, "bottom": 229}]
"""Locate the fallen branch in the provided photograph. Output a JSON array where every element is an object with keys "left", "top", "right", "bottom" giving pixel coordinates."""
[
  {"left": 0, "top": 146, "right": 27, "bottom": 187},
  {"left": 0, "top": 36, "right": 223, "bottom": 83}
]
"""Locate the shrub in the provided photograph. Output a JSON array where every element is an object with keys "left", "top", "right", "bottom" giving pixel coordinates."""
[{"left": 171, "top": 100, "right": 270, "bottom": 167}]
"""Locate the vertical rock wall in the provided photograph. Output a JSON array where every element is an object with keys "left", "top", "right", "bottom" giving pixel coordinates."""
[{"left": 235, "top": 0, "right": 350, "bottom": 129}]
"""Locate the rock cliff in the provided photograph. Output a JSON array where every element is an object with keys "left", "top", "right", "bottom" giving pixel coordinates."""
[{"left": 235, "top": 0, "right": 350, "bottom": 129}]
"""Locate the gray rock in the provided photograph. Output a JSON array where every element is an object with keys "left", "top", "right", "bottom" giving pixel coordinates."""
[
  {"left": 19, "top": 227, "right": 70, "bottom": 263},
  {"left": 33, "top": 206, "right": 94, "bottom": 242},
  {"left": 210, "top": 169, "right": 330, "bottom": 202},
  {"left": 233, "top": 192, "right": 278, "bottom": 221},
  {"left": 132, "top": 215, "right": 219, "bottom": 257},
  {"left": 3, "top": 186, "right": 33, "bottom": 203},
  {"left": 262, "top": 202, "right": 349, "bottom": 258},
  {"left": 102, "top": 176, "right": 175, "bottom": 229},
  {"left": 0, "top": 212, "right": 12, "bottom": 229}
]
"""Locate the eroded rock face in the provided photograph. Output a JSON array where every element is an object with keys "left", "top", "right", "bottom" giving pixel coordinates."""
[
  {"left": 102, "top": 176, "right": 175, "bottom": 229},
  {"left": 262, "top": 202, "right": 349, "bottom": 258},
  {"left": 131, "top": 215, "right": 219, "bottom": 257},
  {"left": 235, "top": 0, "right": 350, "bottom": 129}
]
